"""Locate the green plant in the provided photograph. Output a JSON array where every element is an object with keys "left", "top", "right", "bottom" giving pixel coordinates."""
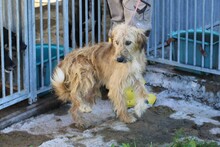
[{"left": 169, "top": 128, "right": 218, "bottom": 147}]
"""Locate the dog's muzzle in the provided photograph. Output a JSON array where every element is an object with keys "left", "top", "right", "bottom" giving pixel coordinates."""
[
  {"left": 116, "top": 49, "right": 132, "bottom": 63},
  {"left": 117, "top": 56, "right": 127, "bottom": 63}
]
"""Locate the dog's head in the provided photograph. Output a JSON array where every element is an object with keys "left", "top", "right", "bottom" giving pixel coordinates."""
[
  {"left": 110, "top": 24, "right": 148, "bottom": 63},
  {"left": 3, "top": 27, "right": 27, "bottom": 51}
]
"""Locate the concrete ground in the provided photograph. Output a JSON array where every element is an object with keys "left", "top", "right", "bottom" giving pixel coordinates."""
[{"left": 0, "top": 64, "right": 220, "bottom": 147}]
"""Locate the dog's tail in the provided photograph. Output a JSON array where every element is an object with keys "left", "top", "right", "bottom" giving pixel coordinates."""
[{"left": 51, "top": 67, "right": 70, "bottom": 101}]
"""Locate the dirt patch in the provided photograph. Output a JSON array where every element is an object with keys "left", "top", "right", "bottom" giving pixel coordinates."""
[
  {"left": 98, "top": 106, "right": 220, "bottom": 146},
  {"left": 0, "top": 131, "right": 51, "bottom": 147}
]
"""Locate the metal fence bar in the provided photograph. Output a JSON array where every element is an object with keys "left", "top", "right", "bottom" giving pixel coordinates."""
[
  {"left": 40, "top": 0, "right": 44, "bottom": 87},
  {"left": 148, "top": 57, "right": 220, "bottom": 75},
  {"left": 169, "top": 0, "right": 173, "bottom": 61},
  {"left": 7, "top": 0, "right": 13, "bottom": 95},
  {"left": 0, "top": 90, "right": 28, "bottom": 103},
  {"left": 91, "top": 0, "right": 95, "bottom": 44},
  {"left": 23, "top": 0, "right": 29, "bottom": 95},
  {"left": 28, "top": 0, "right": 37, "bottom": 103},
  {"left": 202, "top": 0, "right": 205, "bottom": 68},
  {"left": 0, "top": 92, "right": 29, "bottom": 110},
  {"left": 154, "top": 0, "right": 157, "bottom": 58},
  {"left": 147, "top": 38, "right": 149, "bottom": 55},
  {"left": 63, "top": 0, "right": 69, "bottom": 54},
  {"left": 219, "top": 9, "right": 220, "bottom": 70},
  {"left": 0, "top": 0, "right": 6, "bottom": 98},
  {"left": 16, "top": 0, "right": 21, "bottom": 92},
  {"left": 219, "top": 22, "right": 220, "bottom": 70},
  {"left": 161, "top": 0, "right": 165, "bottom": 59},
  {"left": 103, "top": 0, "right": 107, "bottom": 42},
  {"left": 185, "top": 0, "right": 189, "bottom": 64},
  {"left": 177, "top": 0, "right": 180, "bottom": 63},
  {"left": 193, "top": 0, "right": 197, "bottom": 66},
  {"left": 79, "top": 0, "right": 82, "bottom": 47},
  {"left": 47, "top": 0, "right": 52, "bottom": 83},
  {"left": 56, "top": 0, "right": 60, "bottom": 63},
  {"left": 71, "top": 0, "right": 75, "bottom": 49},
  {"left": 102, "top": 0, "right": 107, "bottom": 41},
  {"left": 98, "top": 0, "right": 101, "bottom": 42},
  {"left": 85, "top": 0, "right": 89, "bottom": 45},
  {"left": 36, "top": 86, "right": 51, "bottom": 95},
  {"left": 210, "top": 0, "right": 214, "bottom": 69}
]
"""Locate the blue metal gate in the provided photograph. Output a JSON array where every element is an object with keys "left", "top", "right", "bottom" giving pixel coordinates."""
[
  {"left": 0, "top": 0, "right": 33, "bottom": 109},
  {"left": 0, "top": 0, "right": 108, "bottom": 109},
  {"left": 147, "top": 0, "right": 220, "bottom": 75}
]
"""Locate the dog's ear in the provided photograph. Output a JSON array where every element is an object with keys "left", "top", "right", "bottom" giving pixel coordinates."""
[
  {"left": 144, "top": 30, "right": 151, "bottom": 37},
  {"left": 137, "top": 32, "right": 147, "bottom": 50}
]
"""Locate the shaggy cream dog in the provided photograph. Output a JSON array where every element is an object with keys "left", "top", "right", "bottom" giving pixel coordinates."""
[{"left": 51, "top": 24, "right": 150, "bottom": 128}]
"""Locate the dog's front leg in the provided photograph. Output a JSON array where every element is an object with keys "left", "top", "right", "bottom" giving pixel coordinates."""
[
  {"left": 108, "top": 88, "right": 137, "bottom": 123},
  {"left": 133, "top": 79, "right": 150, "bottom": 118}
]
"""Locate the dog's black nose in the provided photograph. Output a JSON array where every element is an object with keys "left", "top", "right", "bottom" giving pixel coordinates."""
[{"left": 117, "top": 56, "right": 126, "bottom": 63}]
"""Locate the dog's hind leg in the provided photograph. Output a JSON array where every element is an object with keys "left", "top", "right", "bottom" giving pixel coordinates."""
[
  {"left": 108, "top": 88, "right": 137, "bottom": 123},
  {"left": 70, "top": 96, "right": 92, "bottom": 129}
]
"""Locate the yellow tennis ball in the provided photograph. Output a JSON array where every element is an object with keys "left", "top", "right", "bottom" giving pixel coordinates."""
[
  {"left": 147, "top": 93, "right": 157, "bottom": 105},
  {"left": 125, "top": 87, "right": 136, "bottom": 108}
]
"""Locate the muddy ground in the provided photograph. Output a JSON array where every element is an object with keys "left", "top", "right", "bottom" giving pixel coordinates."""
[{"left": 0, "top": 101, "right": 219, "bottom": 147}]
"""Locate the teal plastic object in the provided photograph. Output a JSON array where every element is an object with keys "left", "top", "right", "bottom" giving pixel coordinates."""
[
  {"left": 36, "top": 44, "right": 64, "bottom": 89},
  {"left": 171, "top": 29, "right": 219, "bottom": 71}
]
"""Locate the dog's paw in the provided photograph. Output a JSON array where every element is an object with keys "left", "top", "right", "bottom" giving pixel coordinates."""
[
  {"left": 79, "top": 104, "right": 92, "bottom": 113},
  {"left": 134, "top": 98, "right": 150, "bottom": 117},
  {"left": 74, "top": 121, "right": 92, "bottom": 130},
  {"left": 128, "top": 115, "right": 137, "bottom": 123},
  {"left": 121, "top": 114, "right": 137, "bottom": 123}
]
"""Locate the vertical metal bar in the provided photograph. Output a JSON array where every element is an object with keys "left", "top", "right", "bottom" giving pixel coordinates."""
[
  {"left": 202, "top": 0, "right": 205, "bottom": 68},
  {"left": 47, "top": 0, "right": 52, "bottom": 85},
  {"left": 40, "top": 0, "right": 44, "bottom": 87},
  {"left": 169, "top": 0, "right": 173, "bottom": 61},
  {"left": 103, "top": 0, "right": 107, "bottom": 42},
  {"left": 63, "top": 0, "right": 69, "bottom": 54},
  {"left": 16, "top": 0, "right": 21, "bottom": 92},
  {"left": 0, "top": 0, "right": 6, "bottom": 97},
  {"left": 79, "top": 0, "right": 82, "bottom": 47},
  {"left": 7, "top": 0, "right": 13, "bottom": 94},
  {"left": 23, "top": 0, "right": 29, "bottom": 93},
  {"left": 28, "top": 0, "right": 37, "bottom": 103},
  {"left": 98, "top": 0, "right": 101, "bottom": 42},
  {"left": 147, "top": 36, "right": 150, "bottom": 56},
  {"left": 210, "top": 0, "right": 214, "bottom": 69},
  {"left": 85, "top": 0, "right": 89, "bottom": 45},
  {"left": 154, "top": 0, "right": 157, "bottom": 58},
  {"left": 91, "top": 0, "right": 95, "bottom": 44},
  {"left": 177, "top": 0, "right": 180, "bottom": 63},
  {"left": 193, "top": 0, "right": 197, "bottom": 66},
  {"left": 71, "top": 0, "right": 75, "bottom": 49},
  {"left": 56, "top": 0, "right": 60, "bottom": 63},
  {"left": 185, "top": 0, "right": 189, "bottom": 64},
  {"left": 218, "top": 19, "right": 220, "bottom": 70},
  {"left": 161, "top": 0, "right": 165, "bottom": 59}
]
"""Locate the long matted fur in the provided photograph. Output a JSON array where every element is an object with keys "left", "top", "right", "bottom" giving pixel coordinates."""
[{"left": 51, "top": 24, "right": 150, "bottom": 128}]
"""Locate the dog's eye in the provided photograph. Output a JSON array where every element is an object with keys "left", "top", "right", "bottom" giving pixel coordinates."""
[
  {"left": 115, "top": 41, "right": 119, "bottom": 45},
  {"left": 125, "top": 40, "right": 132, "bottom": 46}
]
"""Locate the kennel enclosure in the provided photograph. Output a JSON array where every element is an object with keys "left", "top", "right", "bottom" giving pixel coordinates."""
[{"left": 0, "top": 0, "right": 220, "bottom": 110}]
